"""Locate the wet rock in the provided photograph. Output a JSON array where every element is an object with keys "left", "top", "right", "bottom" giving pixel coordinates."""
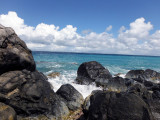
[
  {"left": 0, "top": 25, "right": 35, "bottom": 75},
  {"left": 48, "top": 72, "right": 60, "bottom": 78},
  {"left": 57, "top": 84, "right": 84, "bottom": 111},
  {"left": 85, "top": 91, "right": 154, "bottom": 120},
  {"left": 0, "top": 102, "right": 17, "bottom": 120},
  {"left": 76, "top": 61, "right": 112, "bottom": 86}
]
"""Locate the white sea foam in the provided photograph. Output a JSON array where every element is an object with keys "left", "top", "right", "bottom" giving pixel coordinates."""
[
  {"left": 46, "top": 65, "right": 129, "bottom": 98},
  {"left": 47, "top": 71, "right": 101, "bottom": 98}
]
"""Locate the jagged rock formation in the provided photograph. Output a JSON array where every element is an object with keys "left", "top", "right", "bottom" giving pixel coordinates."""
[{"left": 0, "top": 25, "right": 71, "bottom": 119}]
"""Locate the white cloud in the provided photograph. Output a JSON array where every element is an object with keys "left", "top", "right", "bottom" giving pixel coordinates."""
[
  {"left": 0, "top": 11, "right": 160, "bottom": 55},
  {"left": 106, "top": 25, "right": 112, "bottom": 32},
  {"left": 118, "top": 17, "right": 153, "bottom": 46}
]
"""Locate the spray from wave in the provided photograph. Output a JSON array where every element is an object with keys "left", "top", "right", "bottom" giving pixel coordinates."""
[{"left": 45, "top": 65, "right": 128, "bottom": 98}]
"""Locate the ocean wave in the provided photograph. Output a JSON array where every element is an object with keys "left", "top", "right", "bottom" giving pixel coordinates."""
[
  {"left": 106, "top": 65, "right": 129, "bottom": 75},
  {"left": 47, "top": 71, "right": 102, "bottom": 98}
]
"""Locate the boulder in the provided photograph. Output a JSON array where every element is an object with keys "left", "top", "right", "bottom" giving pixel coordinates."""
[
  {"left": 0, "top": 24, "right": 70, "bottom": 119},
  {"left": 125, "top": 69, "right": 160, "bottom": 82},
  {"left": 85, "top": 91, "right": 154, "bottom": 120},
  {"left": 125, "top": 70, "right": 145, "bottom": 79},
  {"left": 127, "top": 84, "right": 160, "bottom": 119},
  {"left": 0, "top": 102, "right": 17, "bottom": 120},
  {"left": 0, "top": 70, "right": 69, "bottom": 118},
  {"left": 0, "top": 25, "right": 35, "bottom": 75},
  {"left": 144, "top": 69, "right": 160, "bottom": 80},
  {"left": 76, "top": 61, "right": 112, "bottom": 86},
  {"left": 57, "top": 84, "right": 84, "bottom": 111}
]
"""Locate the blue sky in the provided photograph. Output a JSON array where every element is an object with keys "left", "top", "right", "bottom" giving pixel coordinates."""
[
  {"left": 0, "top": 0, "right": 160, "bottom": 55},
  {"left": 1, "top": 0, "right": 160, "bottom": 34}
]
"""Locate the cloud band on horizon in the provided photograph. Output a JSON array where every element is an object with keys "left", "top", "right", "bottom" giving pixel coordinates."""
[{"left": 0, "top": 11, "right": 160, "bottom": 56}]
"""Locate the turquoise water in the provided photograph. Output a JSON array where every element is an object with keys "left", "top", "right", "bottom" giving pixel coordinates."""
[
  {"left": 33, "top": 51, "right": 160, "bottom": 75},
  {"left": 32, "top": 51, "right": 160, "bottom": 97}
]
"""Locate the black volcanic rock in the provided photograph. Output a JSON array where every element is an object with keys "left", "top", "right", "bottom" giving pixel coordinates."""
[
  {"left": 127, "top": 84, "right": 153, "bottom": 103},
  {"left": 0, "top": 25, "right": 70, "bottom": 119},
  {"left": 0, "top": 25, "right": 35, "bottom": 75},
  {"left": 85, "top": 91, "right": 154, "bottom": 120},
  {"left": 125, "top": 69, "right": 160, "bottom": 82},
  {"left": 57, "top": 84, "right": 84, "bottom": 111},
  {"left": 0, "top": 70, "right": 69, "bottom": 118},
  {"left": 76, "top": 61, "right": 112, "bottom": 86},
  {"left": 125, "top": 70, "right": 145, "bottom": 79}
]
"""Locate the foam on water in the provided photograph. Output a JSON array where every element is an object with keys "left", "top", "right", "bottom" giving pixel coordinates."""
[
  {"left": 47, "top": 71, "right": 101, "bottom": 98},
  {"left": 33, "top": 51, "right": 160, "bottom": 98},
  {"left": 45, "top": 64, "right": 130, "bottom": 98}
]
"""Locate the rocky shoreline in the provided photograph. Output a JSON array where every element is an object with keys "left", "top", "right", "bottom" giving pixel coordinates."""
[{"left": 0, "top": 24, "right": 160, "bottom": 120}]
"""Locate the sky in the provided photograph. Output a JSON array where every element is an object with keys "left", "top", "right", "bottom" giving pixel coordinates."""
[{"left": 0, "top": 0, "right": 160, "bottom": 55}]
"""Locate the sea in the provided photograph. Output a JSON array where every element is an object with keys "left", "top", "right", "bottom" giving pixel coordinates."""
[{"left": 33, "top": 51, "right": 160, "bottom": 98}]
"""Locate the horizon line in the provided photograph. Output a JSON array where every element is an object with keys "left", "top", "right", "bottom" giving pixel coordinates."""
[{"left": 32, "top": 51, "right": 160, "bottom": 57}]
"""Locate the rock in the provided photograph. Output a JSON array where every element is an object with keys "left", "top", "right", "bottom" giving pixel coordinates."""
[
  {"left": 144, "top": 80, "right": 156, "bottom": 88},
  {"left": 64, "top": 108, "right": 84, "bottom": 120},
  {"left": 127, "top": 84, "right": 153, "bottom": 103},
  {"left": 76, "top": 61, "right": 112, "bottom": 86},
  {"left": 85, "top": 91, "right": 154, "bottom": 120},
  {"left": 149, "top": 100, "right": 160, "bottom": 120},
  {"left": 126, "top": 84, "right": 160, "bottom": 119},
  {"left": 144, "top": 69, "right": 160, "bottom": 80},
  {"left": 152, "top": 91, "right": 160, "bottom": 99},
  {"left": 125, "top": 70, "right": 145, "bottom": 79},
  {"left": 0, "top": 102, "right": 17, "bottom": 120},
  {"left": 0, "top": 70, "right": 69, "bottom": 118},
  {"left": 82, "top": 90, "right": 103, "bottom": 116},
  {"left": 124, "top": 78, "right": 134, "bottom": 87},
  {"left": 0, "top": 26, "right": 35, "bottom": 75},
  {"left": 48, "top": 72, "right": 60, "bottom": 78},
  {"left": 125, "top": 69, "right": 160, "bottom": 82},
  {"left": 17, "top": 115, "right": 50, "bottom": 120},
  {"left": 51, "top": 100, "right": 70, "bottom": 120},
  {"left": 106, "top": 76, "right": 127, "bottom": 92},
  {"left": 57, "top": 84, "right": 84, "bottom": 111},
  {"left": 0, "top": 25, "right": 70, "bottom": 119}
]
